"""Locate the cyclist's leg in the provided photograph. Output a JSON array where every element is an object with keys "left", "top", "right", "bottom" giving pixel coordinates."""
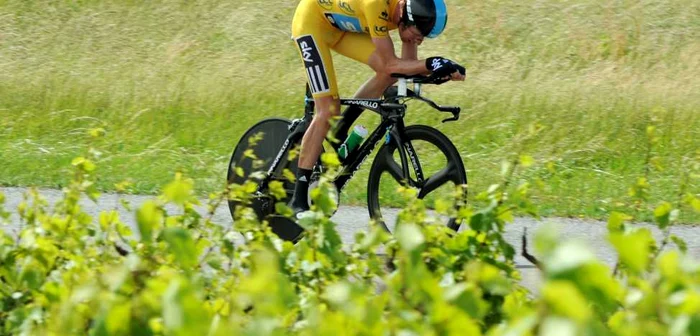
[
  {"left": 290, "top": 5, "right": 343, "bottom": 212},
  {"left": 330, "top": 33, "right": 398, "bottom": 140},
  {"left": 332, "top": 33, "right": 398, "bottom": 98}
]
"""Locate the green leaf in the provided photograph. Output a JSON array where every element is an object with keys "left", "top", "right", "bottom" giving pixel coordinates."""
[
  {"left": 243, "top": 149, "right": 256, "bottom": 160},
  {"left": 163, "top": 173, "right": 194, "bottom": 205},
  {"left": 607, "top": 212, "right": 631, "bottom": 233},
  {"left": 469, "top": 212, "right": 488, "bottom": 231},
  {"left": 268, "top": 181, "right": 287, "bottom": 200},
  {"left": 99, "top": 210, "right": 118, "bottom": 231},
  {"left": 162, "top": 228, "right": 198, "bottom": 269},
  {"left": 691, "top": 197, "right": 700, "bottom": 213},
  {"left": 321, "top": 152, "right": 341, "bottom": 168},
  {"left": 475, "top": 263, "right": 512, "bottom": 295},
  {"left": 102, "top": 265, "right": 130, "bottom": 292},
  {"left": 19, "top": 260, "right": 44, "bottom": 290},
  {"left": 396, "top": 223, "right": 424, "bottom": 252},
  {"left": 162, "top": 279, "right": 211, "bottom": 334},
  {"left": 609, "top": 228, "right": 653, "bottom": 274},
  {"left": 542, "top": 281, "right": 592, "bottom": 322},
  {"left": 657, "top": 251, "right": 680, "bottom": 280},
  {"left": 670, "top": 235, "right": 687, "bottom": 253},
  {"left": 497, "top": 209, "right": 514, "bottom": 223},
  {"left": 282, "top": 168, "right": 296, "bottom": 182},
  {"left": 323, "top": 282, "right": 351, "bottom": 307},
  {"left": 136, "top": 200, "right": 163, "bottom": 242},
  {"left": 539, "top": 316, "right": 577, "bottom": 336},
  {"left": 654, "top": 201, "right": 673, "bottom": 229},
  {"left": 544, "top": 241, "right": 596, "bottom": 275},
  {"left": 275, "top": 202, "right": 293, "bottom": 217},
  {"left": 105, "top": 302, "right": 131, "bottom": 334},
  {"left": 434, "top": 198, "right": 451, "bottom": 215},
  {"left": 443, "top": 283, "right": 488, "bottom": 319},
  {"left": 320, "top": 219, "right": 343, "bottom": 255},
  {"left": 311, "top": 183, "right": 337, "bottom": 216}
]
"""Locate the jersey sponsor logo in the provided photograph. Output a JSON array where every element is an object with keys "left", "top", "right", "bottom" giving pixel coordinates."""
[
  {"left": 346, "top": 100, "right": 379, "bottom": 109},
  {"left": 324, "top": 13, "right": 363, "bottom": 33},
  {"left": 295, "top": 35, "right": 330, "bottom": 94},
  {"left": 299, "top": 41, "right": 315, "bottom": 62},
  {"left": 318, "top": 0, "right": 333, "bottom": 10},
  {"left": 379, "top": 10, "right": 389, "bottom": 21},
  {"left": 338, "top": 0, "right": 355, "bottom": 14},
  {"left": 374, "top": 25, "right": 388, "bottom": 35}
]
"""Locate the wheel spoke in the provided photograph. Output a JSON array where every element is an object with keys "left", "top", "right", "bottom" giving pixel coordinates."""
[
  {"left": 376, "top": 151, "right": 405, "bottom": 184},
  {"left": 418, "top": 163, "right": 457, "bottom": 199}
]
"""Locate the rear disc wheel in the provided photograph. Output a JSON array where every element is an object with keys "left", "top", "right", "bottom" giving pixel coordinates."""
[{"left": 227, "top": 118, "right": 298, "bottom": 221}]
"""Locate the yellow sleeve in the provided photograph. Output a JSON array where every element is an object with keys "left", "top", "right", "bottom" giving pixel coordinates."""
[{"left": 364, "top": 0, "right": 391, "bottom": 38}]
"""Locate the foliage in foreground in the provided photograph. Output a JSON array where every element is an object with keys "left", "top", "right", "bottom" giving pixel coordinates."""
[{"left": 0, "top": 130, "right": 699, "bottom": 335}]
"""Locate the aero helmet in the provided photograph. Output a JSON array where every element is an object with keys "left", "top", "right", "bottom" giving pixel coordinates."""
[{"left": 402, "top": 0, "right": 448, "bottom": 38}]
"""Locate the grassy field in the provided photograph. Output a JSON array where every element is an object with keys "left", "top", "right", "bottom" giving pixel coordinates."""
[{"left": 1, "top": 0, "right": 698, "bottom": 221}]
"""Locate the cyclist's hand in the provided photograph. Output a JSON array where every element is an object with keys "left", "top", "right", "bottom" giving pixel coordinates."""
[{"left": 426, "top": 57, "right": 466, "bottom": 82}]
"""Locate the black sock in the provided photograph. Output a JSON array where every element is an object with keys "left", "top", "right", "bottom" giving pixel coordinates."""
[{"left": 290, "top": 168, "right": 313, "bottom": 211}]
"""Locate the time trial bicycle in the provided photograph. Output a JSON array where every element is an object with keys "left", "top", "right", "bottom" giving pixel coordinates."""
[{"left": 227, "top": 74, "right": 468, "bottom": 241}]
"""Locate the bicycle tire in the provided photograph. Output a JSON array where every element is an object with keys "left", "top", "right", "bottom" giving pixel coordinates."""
[
  {"left": 367, "top": 125, "right": 467, "bottom": 232},
  {"left": 227, "top": 118, "right": 298, "bottom": 221}
]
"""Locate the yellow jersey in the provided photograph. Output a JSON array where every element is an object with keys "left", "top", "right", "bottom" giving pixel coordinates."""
[
  {"left": 315, "top": 0, "right": 400, "bottom": 37},
  {"left": 291, "top": 0, "right": 401, "bottom": 97}
]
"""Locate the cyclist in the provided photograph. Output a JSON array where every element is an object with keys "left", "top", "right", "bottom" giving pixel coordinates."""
[{"left": 289, "top": 0, "right": 466, "bottom": 216}]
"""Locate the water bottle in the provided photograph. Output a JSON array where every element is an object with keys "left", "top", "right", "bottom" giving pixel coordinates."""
[{"left": 338, "top": 125, "right": 368, "bottom": 160}]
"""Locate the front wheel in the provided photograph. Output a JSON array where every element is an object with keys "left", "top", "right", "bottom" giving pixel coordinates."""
[{"left": 367, "top": 125, "right": 467, "bottom": 233}]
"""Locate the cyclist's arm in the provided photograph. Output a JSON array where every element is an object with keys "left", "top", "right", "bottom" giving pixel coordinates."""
[
  {"left": 364, "top": 1, "right": 425, "bottom": 76},
  {"left": 401, "top": 40, "right": 418, "bottom": 61},
  {"left": 371, "top": 37, "right": 426, "bottom": 75}
]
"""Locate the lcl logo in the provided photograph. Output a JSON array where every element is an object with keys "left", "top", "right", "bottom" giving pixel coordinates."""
[{"left": 338, "top": 0, "right": 355, "bottom": 14}]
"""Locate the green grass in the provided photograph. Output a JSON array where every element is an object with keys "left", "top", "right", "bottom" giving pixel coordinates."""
[{"left": 1, "top": 0, "right": 698, "bottom": 222}]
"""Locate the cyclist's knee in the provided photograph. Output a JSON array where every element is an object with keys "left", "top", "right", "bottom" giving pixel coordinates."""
[{"left": 313, "top": 96, "right": 340, "bottom": 122}]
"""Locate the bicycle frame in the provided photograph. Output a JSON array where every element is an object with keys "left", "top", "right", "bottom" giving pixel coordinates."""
[
  {"left": 259, "top": 76, "right": 461, "bottom": 195},
  {"left": 260, "top": 91, "right": 423, "bottom": 194}
]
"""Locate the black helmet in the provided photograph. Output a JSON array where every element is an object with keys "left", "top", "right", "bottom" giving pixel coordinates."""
[{"left": 402, "top": 0, "right": 448, "bottom": 38}]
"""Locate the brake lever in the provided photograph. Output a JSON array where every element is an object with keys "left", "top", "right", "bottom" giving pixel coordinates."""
[
  {"left": 438, "top": 105, "right": 461, "bottom": 123},
  {"left": 442, "top": 113, "right": 459, "bottom": 123}
]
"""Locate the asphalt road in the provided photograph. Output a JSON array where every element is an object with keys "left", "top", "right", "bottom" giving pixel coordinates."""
[{"left": 2, "top": 187, "right": 698, "bottom": 293}]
